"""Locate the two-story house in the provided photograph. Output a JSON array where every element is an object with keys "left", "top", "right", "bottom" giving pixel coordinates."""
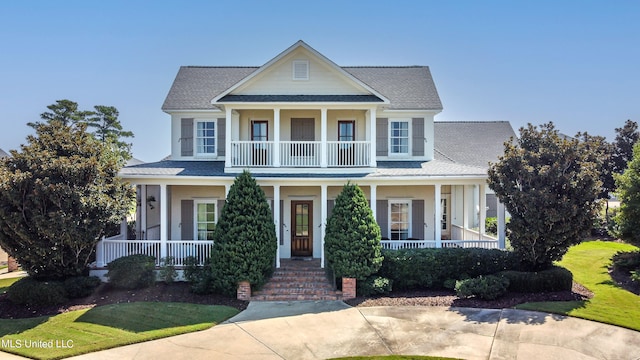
[{"left": 95, "top": 41, "right": 514, "bottom": 270}]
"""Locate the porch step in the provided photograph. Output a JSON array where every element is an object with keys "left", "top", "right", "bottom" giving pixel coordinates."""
[{"left": 251, "top": 259, "right": 343, "bottom": 301}]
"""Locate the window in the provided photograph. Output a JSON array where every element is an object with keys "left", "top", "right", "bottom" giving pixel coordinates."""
[
  {"left": 292, "top": 60, "right": 309, "bottom": 80},
  {"left": 251, "top": 121, "right": 268, "bottom": 142},
  {"left": 196, "top": 120, "right": 216, "bottom": 155},
  {"left": 195, "top": 200, "right": 216, "bottom": 240},
  {"left": 389, "top": 200, "right": 411, "bottom": 240},
  {"left": 390, "top": 120, "right": 409, "bottom": 154},
  {"left": 338, "top": 121, "right": 355, "bottom": 142}
]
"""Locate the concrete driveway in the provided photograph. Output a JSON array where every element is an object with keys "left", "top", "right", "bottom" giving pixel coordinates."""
[{"left": 60, "top": 301, "right": 640, "bottom": 360}]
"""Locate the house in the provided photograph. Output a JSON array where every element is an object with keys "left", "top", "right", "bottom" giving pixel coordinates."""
[{"left": 94, "top": 41, "right": 514, "bottom": 270}]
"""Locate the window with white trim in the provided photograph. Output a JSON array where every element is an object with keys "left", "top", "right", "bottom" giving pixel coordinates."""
[
  {"left": 389, "top": 200, "right": 411, "bottom": 240},
  {"left": 196, "top": 120, "right": 216, "bottom": 155},
  {"left": 292, "top": 60, "right": 309, "bottom": 80},
  {"left": 390, "top": 120, "right": 409, "bottom": 154},
  {"left": 195, "top": 200, "right": 216, "bottom": 240}
]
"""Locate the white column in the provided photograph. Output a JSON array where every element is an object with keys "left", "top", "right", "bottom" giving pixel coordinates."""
[
  {"left": 273, "top": 108, "right": 280, "bottom": 167},
  {"left": 225, "top": 183, "right": 231, "bottom": 197},
  {"left": 225, "top": 107, "right": 233, "bottom": 168},
  {"left": 140, "top": 185, "right": 147, "bottom": 240},
  {"left": 160, "top": 184, "right": 168, "bottom": 259},
  {"left": 274, "top": 185, "right": 281, "bottom": 268},
  {"left": 434, "top": 183, "right": 442, "bottom": 247},
  {"left": 462, "top": 185, "right": 468, "bottom": 241},
  {"left": 479, "top": 183, "right": 486, "bottom": 240},
  {"left": 370, "top": 184, "right": 377, "bottom": 221},
  {"left": 497, "top": 200, "right": 506, "bottom": 249},
  {"left": 96, "top": 237, "right": 105, "bottom": 267},
  {"left": 320, "top": 184, "right": 327, "bottom": 268},
  {"left": 320, "top": 108, "right": 328, "bottom": 168},
  {"left": 369, "top": 107, "right": 377, "bottom": 167}
]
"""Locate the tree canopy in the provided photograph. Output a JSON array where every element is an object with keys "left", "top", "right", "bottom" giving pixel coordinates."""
[
  {"left": 614, "top": 142, "right": 640, "bottom": 246},
  {"left": 324, "top": 182, "right": 383, "bottom": 279},
  {"left": 0, "top": 118, "right": 134, "bottom": 279},
  {"left": 488, "top": 122, "right": 603, "bottom": 270}
]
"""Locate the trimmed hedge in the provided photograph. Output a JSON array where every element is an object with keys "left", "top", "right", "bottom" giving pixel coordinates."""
[
  {"left": 455, "top": 275, "right": 510, "bottom": 300},
  {"left": 63, "top": 276, "right": 101, "bottom": 298},
  {"left": 7, "top": 277, "right": 68, "bottom": 306},
  {"left": 499, "top": 266, "right": 573, "bottom": 292},
  {"left": 379, "top": 248, "right": 519, "bottom": 290},
  {"left": 357, "top": 276, "right": 393, "bottom": 297},
  {"left": 106, "top": 254, "right": 156, "bottom": 289}
]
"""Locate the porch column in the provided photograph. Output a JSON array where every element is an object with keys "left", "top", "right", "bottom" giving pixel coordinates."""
[
  {"left": 369, "top": 107, "right": 377, "bottom": 167},
  {"left": 462, "top": 185, "right": 468, "bottom": 240},
  {"left": 479, "top": 183, "right": 486, "bottom": 240},
  {"left": 159, "top": 184, "right": 168, "bottom": 259},
  {"left": 497, "top": 199, "right": 506, "bottom": 249},
  {"left": 225, "top": 107, "right": 233, "bottom": 168},
  {"left": 140, "top": 185, "right": 147, "bottom": 240},
  {"left": 274, "top": 185, "right": 281, "bottom": 268},
  {"left": 225, "top": 183, "right": 231, "bottom": 197},
  {"left": 370, "top": 184, "right": 377, "bottom": 220},
  {"left": 320, "top": 184, "right": 327, "bottom": 268},
  {"left": 434, "top": 183, "right": 442, "bottom": 247},
  {"left": 273, "top": 108, "right": 280, "bottom": 167},
  {"left": 320, "top": 108, "right": 328, "bottom": 168}
]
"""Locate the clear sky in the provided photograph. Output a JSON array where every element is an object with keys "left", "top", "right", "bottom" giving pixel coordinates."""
[{"left": 0, "top": 0, "right": 638, "bottom": 162}]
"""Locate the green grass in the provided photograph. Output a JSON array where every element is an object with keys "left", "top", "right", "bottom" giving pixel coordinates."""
[
  {"left": 0, "top": 302, "right": 239, "bottom": 360},
  {"left": 0, "top": 277, "right": 21, "bottom": 294},
  {"left": 516, "top": 240, "right": 640, "bottom": 331}
]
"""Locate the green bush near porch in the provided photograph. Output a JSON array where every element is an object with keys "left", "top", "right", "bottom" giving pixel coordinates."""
[{"left": 379, "top": 248, "right": 519, "bottom": 290}]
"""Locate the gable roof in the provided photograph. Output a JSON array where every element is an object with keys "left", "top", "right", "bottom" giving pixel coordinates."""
[
  {"left": 162, "top": 42, "right": 442, "bottom": 112},
  {"left": 434, "top": 121, "right": 516, "bottom": 169}
]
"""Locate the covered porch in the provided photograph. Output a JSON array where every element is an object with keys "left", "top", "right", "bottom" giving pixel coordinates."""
[{"left": 94, "top": 179, "right": 506, "bottom": 269}]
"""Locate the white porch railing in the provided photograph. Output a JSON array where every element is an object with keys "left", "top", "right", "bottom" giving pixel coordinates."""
[
  {"left": 96, "top": 239, "right": 214, "bottom": 267},
  {"left": 327, "top": 141, "right": 371, "bottom": 167},
  {"left": 280, "top": 141, "right": 321, "bottom": 167},
  {"left": 381, "top": 239, "right": 500, "bottom": 250},
  {"left": 231, "top": 141, "right": 275, "bottom": 167}
]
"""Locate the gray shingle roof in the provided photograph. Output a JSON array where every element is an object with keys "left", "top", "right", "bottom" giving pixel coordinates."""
[
  {"left": 162, "top": 66, "right": 442, "bottom": 111},
  {"left": 434, "top": 121, "right": 516, "bottom": 169},
  {"left": 218, "top": 94, "right": 383, "bottom": 103}
]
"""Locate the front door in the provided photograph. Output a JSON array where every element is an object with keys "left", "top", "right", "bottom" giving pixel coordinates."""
[
  {"left": 441, "top": 195, "right": 451, "bottom": 240},
  {"left": 291, "top": 200, "right": 313, "bottom": 257},
  {"left": 251, "top": 120, "right": 268, "bottom": 165}
]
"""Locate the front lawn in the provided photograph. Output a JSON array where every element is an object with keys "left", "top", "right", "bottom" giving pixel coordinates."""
[
  {"left": 0, "top": 302, "right": 238, "bottom": 360},
  {"left": 0, "top": 276, "right": 21, "bottom": 294},
  {"left": 516, "top": 240, "right": 640, "bottom": 331}
]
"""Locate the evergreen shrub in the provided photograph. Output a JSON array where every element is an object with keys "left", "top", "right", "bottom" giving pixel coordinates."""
[
  {"left": 106, "top": 254, "right": 156, "bottom": 289},
  {"left": 498, "top": 266, "right": 573, "bottom": 292},
  {"left": 455, "top": 275, "right": 509, "bottom": 300},
  {"left": 63, "top": 276, "right": 101, "bottom": 298},
  {"left": 8, "top": 277, "right": 68, "bottom": 306}
]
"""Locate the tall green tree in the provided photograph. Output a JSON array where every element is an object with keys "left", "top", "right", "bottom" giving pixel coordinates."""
[
  {"left": 612, "top": 120, "right": 639, "bottom": 175},
  {"left": 0, "top": 120, "right": 134, "bottom": 279},
  {"left": 614, "top": 142, "right": 640, "bottom": 246},
  {"left": 28, "top": 99, "right": 92, "bottom": 128},
  {"left": 488, "top": 122, "right": 602, "bottom": 270},
  {"left": 209, "top": 170, "right": 277, "bottom": 296},
  {"left": 86, "top": 105, "right": 134, "bottom": 161},
  {"left": 325, "top": 182, "right": 383, "bottom": 280}
]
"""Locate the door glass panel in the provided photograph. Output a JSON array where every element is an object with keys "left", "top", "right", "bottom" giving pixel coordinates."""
[{"left": 295, "top": 203, "right": 309, "bottom": 236}]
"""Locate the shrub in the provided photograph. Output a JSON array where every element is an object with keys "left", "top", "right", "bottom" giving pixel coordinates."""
[
  {"left": 158, "top": 256, "right": 178, "bottom": 284},
  {"left": 631, "top": 270, "right": 640, "bottom": 284},
  {"left": 485, "top": 217, "right": 498, "bottom": 236},
  {"left": 210, "top": 171, "right": 277, "bottom": 296},
  {"left": 325, "top": 182, "right": 383, "bottom": 280},
  {"left": 184, "top": 256, "right": 215, "bottom": 294},
  {"left": 499, "top": 266, "right": 573, "bottom": 292},
  {"left": 63, "top": 276, "right": 101, "bottom": 298},
  {"left": 611, "top": 251, "right": 640, "bottom": 272},
  {"left": 455, "top": 275, "right": 509, "bottom": 300},
  {"left": 7, "top": 277, "right": 68, "bottom": 306},
  {"left": 106, "top": 254, "right": 156, "bottom": 289},
  {"left": 357, "top": 276, "right": 392, "bottom": 297},
  {"left": 379, "top": 248, "right": 518, "bottom": 290}
]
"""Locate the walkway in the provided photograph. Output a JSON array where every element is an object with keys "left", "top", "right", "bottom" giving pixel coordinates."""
[{"left": 61, "top": 301, "right": 640, "bottom": 360}]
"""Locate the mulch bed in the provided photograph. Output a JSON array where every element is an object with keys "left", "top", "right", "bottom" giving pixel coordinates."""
[{"left": 4, "top": 270, "right": 638, "bottom": 320}]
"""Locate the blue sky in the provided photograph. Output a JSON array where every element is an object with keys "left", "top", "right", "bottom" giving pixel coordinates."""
[{"left": 0, "top": 0, "right": 638, "bottom": 162}]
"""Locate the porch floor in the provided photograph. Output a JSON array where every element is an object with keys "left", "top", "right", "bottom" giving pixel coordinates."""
[{"left": 251, "top": 259, "right": 342, "bottom": 301}]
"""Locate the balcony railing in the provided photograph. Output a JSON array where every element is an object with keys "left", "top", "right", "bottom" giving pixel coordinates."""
[{"left": 230, "top": 140, "right": 371, "bottom": 167}]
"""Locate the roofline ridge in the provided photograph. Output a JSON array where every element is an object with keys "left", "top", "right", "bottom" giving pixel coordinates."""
[
  {"left": 182, "top": 65, "right": 260, "bottom": 69},
  {"left": 435, "top": 120, "right": 511, "bottom": 124}
]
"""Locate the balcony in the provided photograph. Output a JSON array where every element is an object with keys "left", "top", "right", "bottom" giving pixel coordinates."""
[{"left": 230, "top": 141, "right": 371, "bottom": 168}]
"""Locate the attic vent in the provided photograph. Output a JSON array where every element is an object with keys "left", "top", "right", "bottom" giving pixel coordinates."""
[{"left": 292, "top": 60, "right": 309, "bottom": 80}]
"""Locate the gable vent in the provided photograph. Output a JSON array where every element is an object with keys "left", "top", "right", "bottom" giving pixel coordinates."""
[{"left": 292, "top": 60, "right": 309, "bottom": 80}]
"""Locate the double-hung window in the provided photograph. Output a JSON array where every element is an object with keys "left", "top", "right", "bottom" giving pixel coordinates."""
[
  {"left": 196, "top": 120, "right": 216, "bottom": 156},
  {"left": 390, "top": 120, "right": 409, "bottom": 154},
  {"left": 389, "top": 200, "right": 411, "bottom": 240},
  {"left": 195, "top": 200, "right": 216, "bottom": 240}
]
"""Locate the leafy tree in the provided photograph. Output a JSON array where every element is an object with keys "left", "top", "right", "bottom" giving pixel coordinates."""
[
  {"left": 86, "top": 105, "right": 134, "bottom": 161},
  {"left": 28, "top": 99, "right": 92, "bottom": 128},
  {"left": 209, "top": 170, "right": 277, "bottom": 296},
  {"left": 0, "top": 120, "right": 134, "bottom": 280},
  {"left": 325, "top": 182, "right": 383, "bottom": 280},
  {"left": 576, "top": 132, "right": 614, "bottom": 200},
  {"left": 612, "top": 120, "right": 639, "bottom": 175},
  {"left": 614, "top": 142, "right": 640, "bottom": 246},
  {"left": 488, "top": 122, "right": 602, "bottom": 270}
]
